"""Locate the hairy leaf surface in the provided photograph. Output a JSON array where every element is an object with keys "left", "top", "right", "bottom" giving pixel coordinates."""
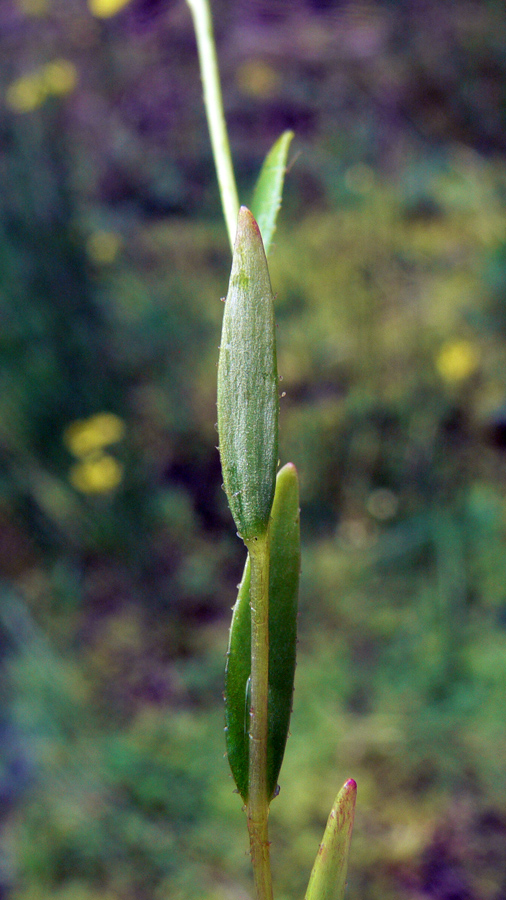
[{"left": 217, "top": 207, "right": 278, "bottom": 540}]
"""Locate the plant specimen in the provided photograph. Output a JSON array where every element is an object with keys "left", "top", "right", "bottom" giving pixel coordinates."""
[{"left": 185, "top": 2, "right": 356, "bottom": 897}]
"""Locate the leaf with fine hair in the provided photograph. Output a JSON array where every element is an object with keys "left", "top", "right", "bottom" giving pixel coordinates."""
[
  {"left": 251, "top": 130, "right": 294, "bottom": 256},
  {"left": 225, "top": 463, "right": 300, "bottom": 802},
  {"left": 217, "top": 207, "right": 278, "bottom": 541},
  {"left": 305, "top": 780, "right": 357, "bottom": 900}
]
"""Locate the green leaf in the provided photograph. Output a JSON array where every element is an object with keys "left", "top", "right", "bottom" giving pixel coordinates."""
[
  {"left": 225, "top": 463, "right": 300, "bottom": 802},
  {"left": 217, "top": 207, "right": 278, "bottom": 541},
  {"left": 305, "top": 780, "right": 357, "bottom": 900},
  {"left": 251, "top": 130, "right": 294, "bottom": 256}
]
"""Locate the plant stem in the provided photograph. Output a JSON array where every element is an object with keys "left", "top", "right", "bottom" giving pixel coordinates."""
[
  {"left": 185, "top": 0, "right": 240, "bottom": 251},
  {"left": 246, "top": 533, "right": 273, "bottom": 900}
]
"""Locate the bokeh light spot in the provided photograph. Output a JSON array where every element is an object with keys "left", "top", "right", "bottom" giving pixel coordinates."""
[
  {"left": 88, "top": 0, "right": 132, "bottom": 18},
  {"left": 69, "top": 454, "right": 124, "bottom": 494},
  {"left": 86, "top": 230, "right": 123, "bottom": 265},
  {"left": 6, "top": 59, "right": 77, "bottom": 113},
  {"left": 64, "top": 413, "right": 126, "bottom": 458},
  {"left": 366, "top": 488, "right": 399, "bottom": 521},
  {"left": 236, "top": 60, "right": 280, "bottom": 99},
  {"left": 436, "top": 339, "right": 480, "bottom": 383},
  {"left": 42, "top": 59, "right": 78, "bottom": 96},
  {"left": 6, "top": 73, "right": 46, "bottom": 113}
]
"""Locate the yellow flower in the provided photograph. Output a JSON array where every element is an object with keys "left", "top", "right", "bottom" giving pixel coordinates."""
[
  {"left": 42, "top": 59, "right": 78, "bottom": 96},
  {"left": 236, "top": 60, "right": 280, "bottom": 99},
  {"left": 6, "top": 72, "right": 46, "bottom": 113},
  {"left": 88, "top": 0, "right": 132, "bottom": 17},
  {"left": 6, "top": 59, "right": 77, "bottom": 113},
  {"left": 436, "top": 340, "right": 480, "bottom": 383},
  {"left": 86, "top": 231, "right": 122, "bottom": 265},
  {"left": 64, "top": 412, "right": 126, "bottom": 458},
  {"left": 70, "top": 453, "right": 123, "bottom": 494}
]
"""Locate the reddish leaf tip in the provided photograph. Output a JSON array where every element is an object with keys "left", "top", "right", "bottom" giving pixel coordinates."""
[{"left": 236, "top": 206, "right": 262, "bottom": 242}]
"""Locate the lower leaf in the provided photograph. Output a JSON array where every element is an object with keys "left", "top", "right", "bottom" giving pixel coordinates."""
[{"left": 225, "top": 462, "right": 300, "bottom": 802}]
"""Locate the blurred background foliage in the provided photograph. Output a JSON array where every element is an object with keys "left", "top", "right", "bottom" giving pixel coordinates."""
[{"left": 1, "top": 0, "right": 506, "bottom": 898}]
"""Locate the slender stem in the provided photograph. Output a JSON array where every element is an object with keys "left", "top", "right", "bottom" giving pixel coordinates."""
[
  {"left": 245, "top": 533, "right": 273, "bottom": 900},
  {"left": 186, "top": 4, "right": 273, "bottom": 895},
  {"left": 186, "top": 0, "right": 240, "bottom": 251}
]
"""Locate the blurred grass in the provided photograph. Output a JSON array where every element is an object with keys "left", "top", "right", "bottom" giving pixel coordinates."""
[
  {"left": 2, "top": 2, "right": 506, "bottom": 897},
  {"left": 2, "top": 148, "right": 506, "bottom": 899}
]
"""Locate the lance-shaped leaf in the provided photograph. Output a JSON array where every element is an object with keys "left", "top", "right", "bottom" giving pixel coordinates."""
[
  {"left": 225, "top": 463, "right": 300, "bottom": 801},
  {"left": 217, "top": 207, "right": 278, "bottom": 541},
  {"left": 251, "top": 130, "right": 294, "bottom": 257},
  {"left": 305, "top": 780, "right": 357, "bottom": 900}
]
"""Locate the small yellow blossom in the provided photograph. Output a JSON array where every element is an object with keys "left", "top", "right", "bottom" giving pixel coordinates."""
[
  {"left": 64, "top": 412, "right": 126, "bottom": 458},
  {"left": 42, "top": 60, "right": 78, "bottom": 96},
  {"left": 436, "top": 339, "right": 480, "bottom": 383},
  {"left": 88, "top": 0, "right": 132, "bottom": 18},
  {"left": 86, "top": 231, "right": 122, "bottom": 265},
  {"left": 236, "top": 60, "right": 280, "bottom": 99},
  {"left": 6, "top": 59, "right": 77, "bottom": 113},
  {"left": 6, "top": 73, "right": 46, "bottom": 113},
  {"left": 70, "top": 453, "right": 123, "bottom": 494}
]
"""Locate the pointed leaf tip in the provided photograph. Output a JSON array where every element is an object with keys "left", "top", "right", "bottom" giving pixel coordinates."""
[
  {"left": 235, "top": 207, "right": 267, "bottom": 261},
  {"left": 305, "top": 779, "right": 357, "bottom": 900},
  {"left": 237, "top": 205, "right": 259, "bottom": 232},
  {"left": 251, "top": 130, "right": 294, "bottom": 256}
]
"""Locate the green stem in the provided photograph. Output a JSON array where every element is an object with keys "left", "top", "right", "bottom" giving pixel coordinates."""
[
  {"left": 185, "top": 0, "right": 240, "bottom": 250},
  {"left": 245, "top": 533, "right": 273, "bottom": 900}
]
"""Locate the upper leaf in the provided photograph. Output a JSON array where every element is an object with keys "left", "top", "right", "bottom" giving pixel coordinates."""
[
  {"left": 217, "top": 207, "right": 278, "bottom": 541},
  {"left": 251, "top": 130, "right": 294, "bottom": 256}
]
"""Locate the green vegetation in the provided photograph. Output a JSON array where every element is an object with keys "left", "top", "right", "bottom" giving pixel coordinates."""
[{"left": 1, "top": 1, "right": 506, "bottom": 899}]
